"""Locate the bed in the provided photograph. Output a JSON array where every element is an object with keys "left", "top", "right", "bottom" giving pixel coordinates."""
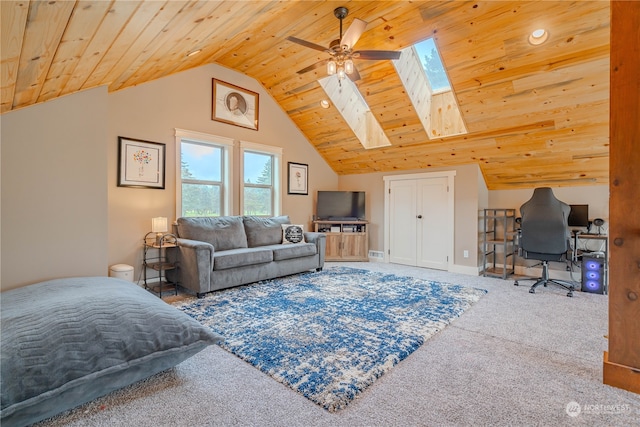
[{"left": 1, "top": 277, "right": 222, "bottom": 427}]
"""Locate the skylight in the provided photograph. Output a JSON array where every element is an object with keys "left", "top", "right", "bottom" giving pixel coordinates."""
[
  {"left": 413, "top": 38, "right": 451, "bottom": 92},
  {"left": 393, "top": 38, "right": 466, "bottom": 138},
  {"left": 318, "top": 75, "right": 392, "bottom": 150}
]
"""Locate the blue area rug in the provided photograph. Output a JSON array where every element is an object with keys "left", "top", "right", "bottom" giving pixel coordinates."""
[{"left": 174, "top": 267, "right": 487, "bottom": 411}]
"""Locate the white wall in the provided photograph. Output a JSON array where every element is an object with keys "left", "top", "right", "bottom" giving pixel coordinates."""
[
  {"left": 107, "top": 63, "right": 337, "bottom": 281},
  {"left": 338, "top": 163, "right": 483, "bottom": 272},
  {"left": 338, "top": 170, "right": 608, "bottom": 274},
  {"left": 1, "top": 87, "right": 109, "bottom": 290},
  {"left": 1, "top": 64, "right": 336, "bottom": 290},
  {"left": 490, "top": 186, "right": 609, "bottom": 223}
]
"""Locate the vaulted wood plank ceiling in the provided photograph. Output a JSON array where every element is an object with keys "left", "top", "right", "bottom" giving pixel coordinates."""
[{"left": 0, "top": 1, "right": 610, "bottom": 189}]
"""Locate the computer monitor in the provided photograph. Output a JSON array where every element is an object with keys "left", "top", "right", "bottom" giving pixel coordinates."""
[{"left": 568, "top": 204, "right": 589, "bottom": 227}]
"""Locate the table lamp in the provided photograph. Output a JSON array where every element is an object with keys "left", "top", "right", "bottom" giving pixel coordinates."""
[{"left": 151, "top": 217, "right": 168, "bottom": 245}]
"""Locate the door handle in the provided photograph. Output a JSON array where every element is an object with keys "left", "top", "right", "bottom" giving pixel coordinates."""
[{"left": 417, "top": 215, "right": 423, "bottom": 219}]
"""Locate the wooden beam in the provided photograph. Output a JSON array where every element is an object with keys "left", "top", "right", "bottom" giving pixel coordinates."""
[{"left": 604, "top": 0, "right": 640, "bottom": 395}]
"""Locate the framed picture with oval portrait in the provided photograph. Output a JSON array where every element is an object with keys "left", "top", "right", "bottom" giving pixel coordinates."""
[{"left": 212, "top": 79, "right": 259, "bottom": 130}]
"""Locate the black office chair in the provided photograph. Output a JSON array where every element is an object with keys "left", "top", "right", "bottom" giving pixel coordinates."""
[{"left": 514, "top": 187, "right": 576, "bottom": 297}]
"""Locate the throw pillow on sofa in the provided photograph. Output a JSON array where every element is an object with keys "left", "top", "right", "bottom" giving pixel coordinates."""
[{"left": 282, "top": 224, "right": 305, "bottom": 244}]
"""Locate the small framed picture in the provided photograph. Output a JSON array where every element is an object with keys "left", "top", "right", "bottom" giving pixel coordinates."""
[
  {"left": 288, "top": 162, "right": 308, "bottom": 195},
  {"left": 117, "top": 136, "right": 165, "bottom": 189},
  {"left": 212, "top": 79, "right": 259, "bottom": 130}
]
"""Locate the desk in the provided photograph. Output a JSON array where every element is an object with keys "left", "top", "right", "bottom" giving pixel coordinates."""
[{"left": 572, "top": 233, "right": 608, "bottom": 261}]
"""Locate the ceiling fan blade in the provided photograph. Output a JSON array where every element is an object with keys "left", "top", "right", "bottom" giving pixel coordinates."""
[
  {"left": 348, "top": 66, "right": 361, "bottom": 82},
  {"left": 286, "top": 36, "right": 329, "bottom": 52},
  {"left": 296, "top": 59, "right": 327, "bottom": 75},
  {"left": 340, "top": 18, "right": 367, "bottom": 49},
  {"left": 353, "top": 50, "right": 402, "bottom": 60}
]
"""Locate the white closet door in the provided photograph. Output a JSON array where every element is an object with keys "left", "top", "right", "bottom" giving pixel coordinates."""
[
  {"left": 389, "top": 179, "right": 418, "bottom": 265},
  {"left": 386, "top": 174, "right": 451, "bottom": 271},
  {"left": 416, "top": 176, "right": 449, "bottom": 269}
]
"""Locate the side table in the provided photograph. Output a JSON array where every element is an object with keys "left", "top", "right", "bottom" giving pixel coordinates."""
[{"left": 143, "top": 232, "right": 178, "bottom": 297}]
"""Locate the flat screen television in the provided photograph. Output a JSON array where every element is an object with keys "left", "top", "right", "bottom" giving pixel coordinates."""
[
  {"left": 316, "top": 191, "right": 365, "bottom": 221},
  {"left": 568, "top": 204, "right": 589, "bottom": 227}
]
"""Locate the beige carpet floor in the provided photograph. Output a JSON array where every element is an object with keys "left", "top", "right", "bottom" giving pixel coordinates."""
[{"left": 35, "top": 262, "right": 640, "bottom": 426}]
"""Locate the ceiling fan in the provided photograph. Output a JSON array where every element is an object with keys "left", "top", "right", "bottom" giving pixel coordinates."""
[{"left": 286, "top": 6, "right": 401, "bottom": 81}]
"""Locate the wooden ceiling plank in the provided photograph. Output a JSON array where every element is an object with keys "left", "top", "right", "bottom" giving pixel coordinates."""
[
  {"left": 1, "top": 0, "right": 29, "bottom": 112},
  {"left": 38, "top": 0, "right": 115, "bottom": 104},
  {"left": 93, "top": 0, "right": 185, "bottom": 91},
  {"left": 83, "top": 0, "right": 167, "bottom": 89},
  {"left": 108, "top": 0, "right": 207, "bottom": 92},
  {"left": 12, "top": 0, "right": 76, "bottom": 109},
  {"left": 120, "top": 0, "right": 227, "bottom": 87},
  {"left": 63, "top": 0, "right": 142, "bottom": 95}
]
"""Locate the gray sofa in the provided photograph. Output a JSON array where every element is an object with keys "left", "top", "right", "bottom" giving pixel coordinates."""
[{"left": 167, "top": 215, "right": 325, "bottom": 297}]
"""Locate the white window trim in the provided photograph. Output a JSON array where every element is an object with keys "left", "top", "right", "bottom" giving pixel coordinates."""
[
  {"left": 174, "top": 128, "right": 234, "bottom": 219},
  {"left": 239, "top": 140, "right": 283, "bottom": 216}
]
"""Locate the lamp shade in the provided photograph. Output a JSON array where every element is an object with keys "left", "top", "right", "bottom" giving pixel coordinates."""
[
  {"left": 151, "top": 217, "right": 168, "bottom": 233},
  {"left": 344, "top": 59, "right": 354, "bottom": 74},
  {"left": 327, "top": 60, "right": 337, "bottom": 75}
]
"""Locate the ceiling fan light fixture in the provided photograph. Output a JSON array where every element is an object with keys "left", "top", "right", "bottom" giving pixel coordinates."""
[
  {"left": 337, "top": 66, "right": 346, "bottom": 80},
  {"left": 327, "top": 60, "right": 337, "bottom": 75},
  {"left": 344, "top": 59, "right": 354, "bottom": 74}
]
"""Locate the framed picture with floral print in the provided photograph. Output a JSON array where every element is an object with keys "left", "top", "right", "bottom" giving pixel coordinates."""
[
  {"left": 117, "top": 136, "right": 166, "bottom": 189},
  {"left": 287, "top": 162, "right": 308, "bottom": 195}
]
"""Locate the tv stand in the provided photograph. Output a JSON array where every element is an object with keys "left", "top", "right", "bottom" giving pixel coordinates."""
[{"left": 313, "top": 220, "right": 369, "bottom": 261}]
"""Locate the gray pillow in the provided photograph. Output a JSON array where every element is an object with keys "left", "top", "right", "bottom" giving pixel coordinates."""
[
  {"left": 176, "top": 216, "right": 248, "bottom": 251},
  {"left": 0, "top": 277, "right": 222, "bottom": 427},
  {"left": 243, "top": 215, "right": 291, "bottom": 247}
]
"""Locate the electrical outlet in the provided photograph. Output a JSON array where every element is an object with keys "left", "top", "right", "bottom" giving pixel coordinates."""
[{"left": 463, "top": 250, "right": 469, "bottom": 258}]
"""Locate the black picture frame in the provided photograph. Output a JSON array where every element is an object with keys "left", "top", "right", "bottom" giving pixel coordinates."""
[
  {"left": 288, "top": 162, "right": 308, "bottom": 195},
  {"left": 117, "top": 136, "right": 166, "bottom": 189}
]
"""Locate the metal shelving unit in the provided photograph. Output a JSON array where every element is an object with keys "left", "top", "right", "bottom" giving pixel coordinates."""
[
  {"left": 482, "top": 208, "right": 516, "bottom": 279},
  {"left": 143, "top": 232, "right": 178, "bottom": 297}
]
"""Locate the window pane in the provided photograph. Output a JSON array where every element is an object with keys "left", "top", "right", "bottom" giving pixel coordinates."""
[
  {"left": 414, "top": 38, "right": 451, "bottom": 91},
  {"left": 182, "top": 183, "right": 221, "bottom": 217},
  {"left": 243, "top": 187, "right": 272, "bottom": 216},
  {"left": 244, "top": 151, "right": 272, "bottom": 185},
  {"left": 181, "top": 142, "right": 221, "bottom": 181}
]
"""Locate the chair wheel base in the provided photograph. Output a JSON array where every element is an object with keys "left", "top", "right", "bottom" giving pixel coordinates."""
[{"left": 529, "top": 288, "right": 536, "bottom": 294}]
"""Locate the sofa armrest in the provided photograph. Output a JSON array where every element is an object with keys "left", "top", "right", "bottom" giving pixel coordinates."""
[
  {"left": 304, "top": 232, "right": 326, "bottom": 269},
  {"left": 171, "top": 238, "right": 214, "bottom": 296}
]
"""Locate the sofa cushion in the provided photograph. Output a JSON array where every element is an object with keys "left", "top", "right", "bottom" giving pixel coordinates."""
[
  {"left": 271, "top": 242, "right": 317, "bottom": 261},
  {"left": 243, "top": 215, "right": 291, "bottom": 247},
  {"left": 176, "top": 216, "right": 247, "bottom": 251},
  {"left": 281, "top": 224, "right": 306, "bottom": 244},
  {"left": 213, "top": 247, "right": 273, "bottom": 270}
]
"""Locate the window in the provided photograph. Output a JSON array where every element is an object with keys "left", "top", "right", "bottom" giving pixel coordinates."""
[
  {"left": 240, "top": 141, "right": 282, "bottom": 217},
  {"left": 175, "top": 129, "right": 233, "bottom": 218}
]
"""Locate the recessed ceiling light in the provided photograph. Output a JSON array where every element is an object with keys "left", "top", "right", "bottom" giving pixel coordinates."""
[
  {"left": 320, "top": 99, "right": 330, "bottom": 109},
  {"left": 528, "top": 29, "right": 549, "bottom": 45},
  {"left": 186, "top": 49, "right": 202, "bottom": 57}
]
